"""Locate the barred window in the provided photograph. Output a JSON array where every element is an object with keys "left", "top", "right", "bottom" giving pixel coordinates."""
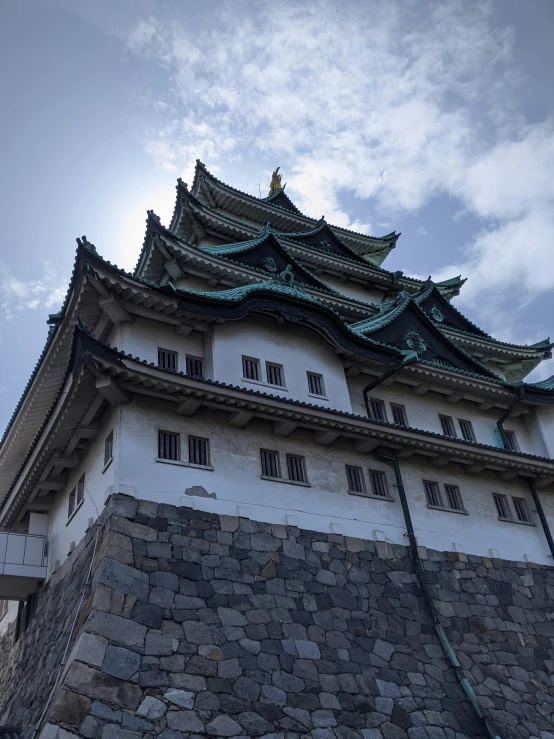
[
  {"left": 189, "top": 436, "right": 210, "bottom": 467},
  {"left": 307, "top": 372, "right": 325, "bottom": 396},
  {"left": 458, "top": 419, "right": 476, "bottom": 442},
  {"left": 261, "top": 449, "right": 281, "bottom": 478},
  {"left": 493, "top": 493, "right": 511, "bottom": 520},
  {"left": 369, "top": 470, "right": 389, "bottom": 497},
  {"left": 68, "top": 487, "right": 76, "bottom": 518},
  {"left": 77, "top": 474, "right": 85, "bottom": 507},
  {"left": 391, "top": 403, "right": 408, "bottom": 427},
  {"left": 158, "top": 348, "right": 178, "bottom": 372},
  {"left": 444, "top": 484, "right": 464, "bottom": 511},
  {"left": 504, "top": 430, "right": 520, "bottom": 452},
  {"left": 439, "top": 415, "right": 457, "bottom": 438},
  {"left": 346, "top": 465, "right": 366, "bottom": 494},
  {"left": 186, "top": 355, "right": 204, "bottom": 378},
  {"left": 266, "top": 362, "right": 285, "bottom": 387},
  {"left": 104, "top": 431, "right": 114, "bottom": 466},
  {"left": 369, "top": 398, "right": 387, "bottom": 422},
  {"left": 242, "top": 356, "right": 261, "bottom": 381},
  {"left": 513, "top": 497, "right": 530, "bottom": 523},
  {"left": 158, "top": 430, "right": 180, "bottom": 461},
  {"left": 287, "top": 454, "right": 308, "bottom": 483},
  {"left": 424, "top": 480, "right": 443, "bottom": 508}
]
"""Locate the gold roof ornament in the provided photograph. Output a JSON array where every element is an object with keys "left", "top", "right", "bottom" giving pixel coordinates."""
[{"left": 269, "top": 166, "right": 285, "bottom": 194}]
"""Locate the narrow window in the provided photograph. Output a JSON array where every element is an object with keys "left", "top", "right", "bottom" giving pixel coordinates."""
[
  {"left": 261, "top": 449, "right": 281, "bottom": 478},
  {"left": 104, "top": 431, "right": 114, "bottom": 466},
  {"left": 391, "top": 403, "right": 408, "bottom": 427},
  {"left": 424, "top": 480, "right": 443, "bottom": 507},
  {"left": 158, "top": 430, "right": 180, "bottom": 461},
  {"left": 439, "top": 415, "right": 457, "bottom": 438},
  {"left": 242, "top": 356, "right": 261, "bottom": 381},
  {"left": 189, "top": 437, "right": 210, "bottom": 467},
  {"left": 68, "top": 487, "right": 76, "bottom": 518},
  {"left": 158, "top": 348, "right": 178, "bottom": 372},
  {"left": 346, "top": 465, "right": 366, "bottom": 494},
  {"left": 369, "top": 398, "right": 387, "bottom": 422},
  {"left": 369, "top": 470, "right": 389, "bottom": 497},
  {"left": 186, "top": 355, "right": 204, "bottom": 378},
  {"left": 513, "top": 497, "right": 530, "bottom": 523},
  {"left": 504, "top": 430, "right": 520, "bottom": 452},
  {"left": 266, "top": 362, "right": 285, "bottom": 387},
  {"left": 493, "top": 493, "right": 511, "bottom": 520},
  {"left": 287, "top": 454, "right": 308, "bottom": 483},
  {"left": 307, "top": 372, "right": 325, "bottom": 396},
  {"left": 444, "top": 484, "right": 464, "bottom": 511},
  {"left": 458, "top": 419, "right": 476, "bottom": 442},
  {"left": 76, "top": 474, "right": 85, "bottom": 507}
]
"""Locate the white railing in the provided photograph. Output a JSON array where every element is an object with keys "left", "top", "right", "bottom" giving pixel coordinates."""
[{"left": 0, "top": 532, "right": 48, "bottom": 576}]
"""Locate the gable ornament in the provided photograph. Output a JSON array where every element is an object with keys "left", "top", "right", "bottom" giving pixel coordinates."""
[
  {"left": 431, "top": 306, "right": 444, "bottom": 322},
  {"left": 260, "top": 257, "right": 278, "bottom": 274},
  {"left": 405, "top": 329, "right": 427, "bottom": 355}
]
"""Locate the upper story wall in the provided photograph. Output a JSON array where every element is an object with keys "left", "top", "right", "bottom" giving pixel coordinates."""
[
  {"left": 212, "top": 316, "right": 353, "bottom": 413},
  {"left": 322, "top": 274, "right": 383, "bottom": 306}
]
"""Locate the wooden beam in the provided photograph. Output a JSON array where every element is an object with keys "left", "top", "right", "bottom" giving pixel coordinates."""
[
  {"left": 446, "top": 394, "right": 461, "bottom": 404},
  {"left": 467, "top": 464, "right": 485, "bottom": 474},
  {"left": 478, "top": 401, "right": 494, "bottom": 411},
  {"left": 345, "top": 365, "right": 362, "bottom": 378},
  {"left": 354, "top": 439, "right": 381, "bottom": 453},
  {"left": 314, "top": 430, "right": 340, "bottom": 446},
  {"left": 124, "top": 302, "right": 181, "bottom": 326},
  {"left": 396, "top": 449, "right": 415, "bottom": 460},
  {"left": 229, "top": 411, "right": 254, "bottom": 428},
  {"left": 50, "top": 456, "right": 78, "bottom": 470},
  {"left": 176, "top": 398, "right": 202, "bottom": 416},
  {"left": 412, "top": 384, "right": 429, "bottom": 396},
  {"left": 96, "top": 376, "right": 130, "bottom": 406},
  {"left": 273, "top": 421, "right": 298, "bottom": 437},
  {"left": 164, "top": 258, "right": 182, "bottom": 281},
  {"left": 99, "top": 294, "right": 132, "bottom": 324},
  {"left": 499, "top": 470, "right": 519, "bottom": 481}
]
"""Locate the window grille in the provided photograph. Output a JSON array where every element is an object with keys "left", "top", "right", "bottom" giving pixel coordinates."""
[
  {"left": 513, "top": 497, "right": 530, "bottom": 523},
  {"left": 189, "top": 436, "right": 210, "bottom": 466},
  {"left": 369, "top": 470, "right": 389, "bottom": 497},
  {"left": 158, "top": 348, "right": 178, "bottom": 372},
  {"left": 504, "top": 430, "right": 520, "bottom": 452},
  {"left": 242, "top": 356, "right": 261, "bottom": 381},
  {"left": 346, "top": 465, "right": 365, "bottom": 494},
  {"left": 0, "top": 600, "right": 8, "bottom": 620},
  {"left": 104, "top": 431, "right": 113, "bottom": 466},
  {"left": 158, "top": 430, "right": 180, "bottom": 461},
  {"left": 261, "top": 449, "right": 281, "bottom": 478},
  {"left": 369, "top": 398, "right": 387, "bottom": 422},
  {"left": 439, "top": 415, "right": 457, "bottom": 438},
  {"left": 493, "top": 493, "right": 511, "bottom": 519},
  {"left": 391, "top": 403, "right": 408, "bottom": 427},
  {"left": 307, "top": 372, "right": 325, "bottom": 396},
  {"left": 77, "top": 474, "right": 85, "bottom": 507},
  {"left": 68, "top": 487, "right": 76, "bottom": 518},
  {"left": 266, "top": 362, "right": 285, "bottom": 387},
  {"left": 444, "top": 484, "right": 464, "bottom": 511},
  {"left": 424, "top": 480, "right": 443, "bottom": 507},
  {"left": 186, "top": 355, "right": 204, "bottom": 378},
  {"left": 458, "top": 419, "right": 476, "bottom": 442},
  {"left": 287, "top": 454, "right": 308, "bottom": 483}
]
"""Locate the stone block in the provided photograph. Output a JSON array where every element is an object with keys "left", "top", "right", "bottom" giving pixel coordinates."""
[
  {"left": 48, "top": 691, "right": 91, "bottom": 726},
  {"left": 110, "top": 516, "right": 157, "bottom": 541},
  {"left": 219, "top": 515, "right": 239, "bottom": 532},
  {"left": 145, "top": 632, "right": 176, "bottom": 655},
  {"left": 218, "top": 607, "right": 248, "bottom": 626},
  {"left": 101, "top": 725, "right": 141, "bottom": 739},
  {"left": 93, "top": 558, "right": 149, "bottom": 600},
  {"left": 206, "top": 715, "right": 243, "bottom": 736},
  {"left": 283, "top": 539, "right": 305, "bottom": 560},
  {"left": 65, "top": 662, "right": 141, "bottom": 710},
  {"left": 166, "top": 711, "right": 205, "bottom": 732},
  {"left": 238, "top": 711, "right": 274, "bottom": 735},
  {"left": 164, "top": 688, "right": 195, "bottom": 708},
  {"left": 136, "top": 695, "right": 167, "bottom": 719},
  {"left": 102, "top": 645, "right": 140, "bottom": 679},
  {"left": 73, "top": 633, "right": 107, "bottom": 668},
  {"left": 80, "top": 716, "right": 98, "bottom": 739},
  {"left": 86, "top": 610, "right": 147, "bottom": 648}
]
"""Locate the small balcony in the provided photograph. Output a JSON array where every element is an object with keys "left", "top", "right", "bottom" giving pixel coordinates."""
[{"left": 0, "top": 532, "right": 48, "bottom": 599}]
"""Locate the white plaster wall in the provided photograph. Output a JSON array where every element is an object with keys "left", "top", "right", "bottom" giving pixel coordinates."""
[
  {"left": 213, "top": 316, "right": 353, "bottom": 412},
  {"left": 535, "top": 406, "right": 554, "bottom": 458},
  {"left": 0, "top": 600, "right": 19, "bottom": 637},
  {"left": 176, "top": 275, "right": 230, "bottom": 293},
  {"left": 118, "top": 398, "right": 554, "bottom": 565},
  {"left": 107, "top": 317, "right": 205, "bottom": 373},
  {"left": 46, "top": 407, "right": 119, "bottom": 578},
  {"left": 347, "top": 376, "right": 536, "bottom": 455},
  {"left": 322, "top": 275, "right": 383, "bottom": 306}
]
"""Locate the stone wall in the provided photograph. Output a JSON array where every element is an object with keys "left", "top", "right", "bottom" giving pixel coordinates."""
[{"left": 1, "top": 495, "right": 554, "bottom": 739}]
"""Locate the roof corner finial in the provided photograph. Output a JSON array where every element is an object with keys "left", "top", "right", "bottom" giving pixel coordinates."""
[
  {"left": 76, "top": 235, "right": 96, "bottom": 253},
  {"left": 269, "top": 166, "right": 282, "bottom": 194}
]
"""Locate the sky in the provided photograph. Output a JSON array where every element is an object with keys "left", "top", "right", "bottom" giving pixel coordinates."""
[{"left": 1, "top": 0, "right": 554, "bottom": 432}]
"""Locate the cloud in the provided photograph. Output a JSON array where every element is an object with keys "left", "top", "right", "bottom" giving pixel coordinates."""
[
  {"left": 0, "top": 261, "right": 68, "bottom": 324},
  {"left": 124, "top": 0, "right": 554, "bottom": 326}
]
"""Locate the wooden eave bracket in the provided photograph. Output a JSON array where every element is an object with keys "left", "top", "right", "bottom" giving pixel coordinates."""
[
  {"left": 95, "top": 376, "right": 130, "bottom": 406},
  {"left": 99, "top": 294, "right": 132, "bottom": 325}
]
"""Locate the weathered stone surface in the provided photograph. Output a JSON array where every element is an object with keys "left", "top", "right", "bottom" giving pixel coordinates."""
[
  {"left": 86, "top": 611, "right": 147, "bottom": 648},
  {"left": 65, "top": 662, "right": 142, "bottom": 710},
  {"left": 93, "top": 558, "right": 149, "bottom": 600},
  {"left": 206, "top": 715, "right": 243, "bottom": 736},
  {"left": 101, "top": 646, "right": 140, "bottom": 680},
  {"left": 166, "top": 710, "right": 205, "bottom": 732},
  {"left": 164, "top": 688, "right": 195, "bottom": 708},
  {"left": 136, "top": 695, "right": 167, "bottom": 719}
]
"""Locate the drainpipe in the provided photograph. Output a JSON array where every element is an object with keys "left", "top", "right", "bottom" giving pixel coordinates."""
[
  {"left": 363, "top": 351, "right": 418, "bottom": 419},
  {"left": 527, "top": 477, "right": 554, "bottom": 561},
  {"left": 496, "top": 383, "right": 524, "bottom": 449},
  {"left": 375, "top": 449, "right": 501, "bottom": 739}
]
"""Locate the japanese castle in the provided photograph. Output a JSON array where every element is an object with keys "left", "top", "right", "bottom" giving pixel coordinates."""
[{"left": 1, "top": 160, "right": 554, "bottom": 632}]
